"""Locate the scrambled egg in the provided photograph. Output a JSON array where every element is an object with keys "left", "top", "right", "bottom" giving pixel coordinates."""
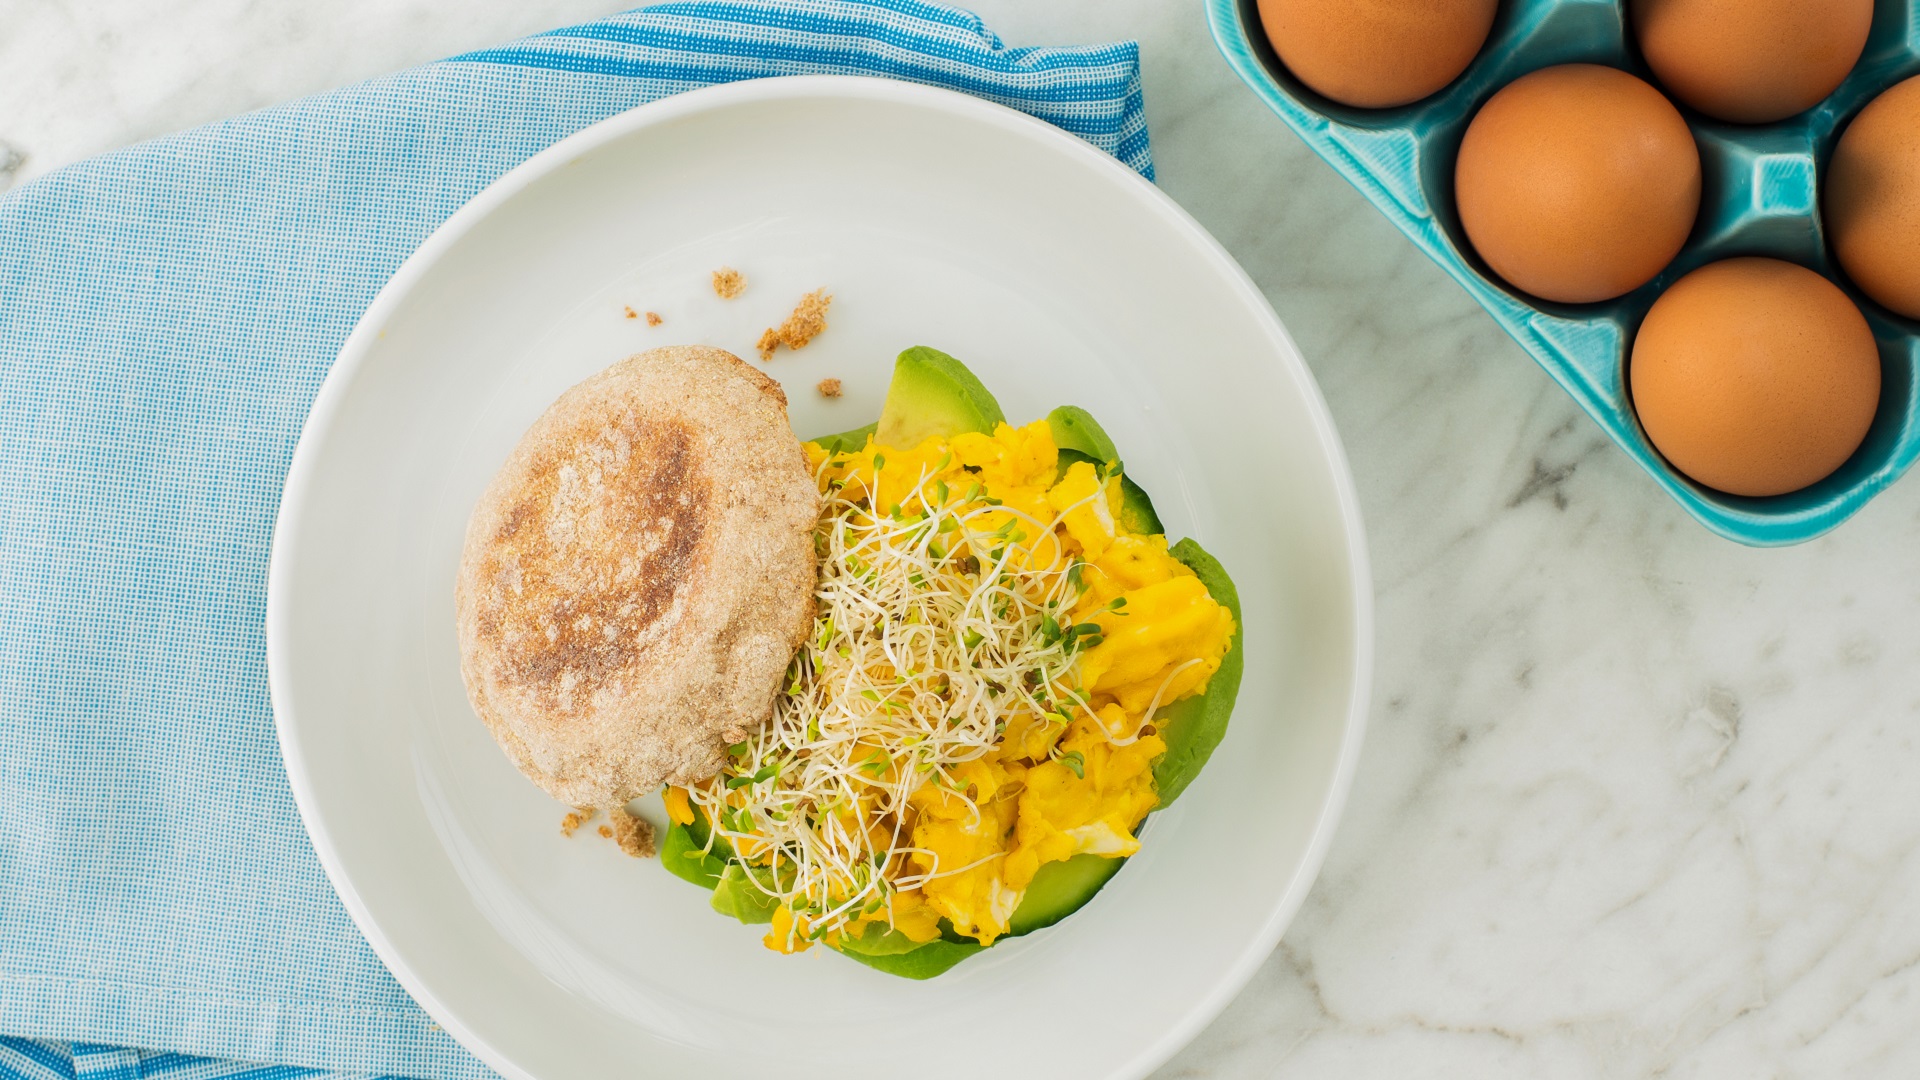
[
  {"left": 811, "top": 421, "right": 1232, "bottom": 946},
  {"left": 681, "top": 420, "right": 1234, "bottom": 952}
]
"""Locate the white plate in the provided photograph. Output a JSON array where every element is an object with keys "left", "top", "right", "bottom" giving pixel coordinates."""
[{"left": 268, "top": 75, "right": 1371, "bottom": 1080}]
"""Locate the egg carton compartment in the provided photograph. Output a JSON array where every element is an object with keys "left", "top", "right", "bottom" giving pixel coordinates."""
[{"left": 1208, "top": 0, "right": 1920, "bottom": 545}]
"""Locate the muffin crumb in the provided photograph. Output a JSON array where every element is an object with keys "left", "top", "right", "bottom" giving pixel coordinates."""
[
  {"left": 757, "top": 288, "right": 832, "bottom": 360},
  {"left": 560, "top": 807, "right": 599, "bottom": 837},
  {"left": 609, "top": 806, "right": 657, "bottom": 858},
  {"left": 596, "top": 824, "right": 613, "bottom": 839},
  {"left": 622, "top": 306, "right": 638, "bottom": 320},
  {"left": 645, "top": 311, "right": 663, "bottom": 327},
  {"left": 817, "top": 378, "right": 843, "bottom": 398},
  {"left": 711, "top": 267, "right": 746, "bottom": 299}
]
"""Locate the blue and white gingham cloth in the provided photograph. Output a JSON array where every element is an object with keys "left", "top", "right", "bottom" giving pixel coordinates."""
[{"left": 0, "top": 4, "right": 1152, "bottom": 1078}]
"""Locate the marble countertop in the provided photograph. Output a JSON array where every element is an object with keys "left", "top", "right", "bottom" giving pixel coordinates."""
[{"left": 8, "top": 1, "right": 1919, "bottom": 1076}]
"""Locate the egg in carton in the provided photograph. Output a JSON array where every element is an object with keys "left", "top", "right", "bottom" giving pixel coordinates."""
[{"left": 1208, "top": 0, "right": 1920, "bottom": 546}]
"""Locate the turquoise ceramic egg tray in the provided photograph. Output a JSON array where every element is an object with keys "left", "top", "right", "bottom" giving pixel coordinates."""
[{"left": 1208, "top": 0, "right": 1920, "bottom": 545}]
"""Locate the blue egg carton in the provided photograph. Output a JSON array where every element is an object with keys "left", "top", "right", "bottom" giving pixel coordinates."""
[{"left": 1207, "top": 0, "right": 1920, "bottom": 545}]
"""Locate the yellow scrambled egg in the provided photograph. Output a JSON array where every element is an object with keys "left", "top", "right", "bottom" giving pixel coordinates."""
[{"left": 678, "top": 420, "right": 1234, "bottom": 952}]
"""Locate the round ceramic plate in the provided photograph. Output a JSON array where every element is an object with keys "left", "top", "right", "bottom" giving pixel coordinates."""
[{"left": 268, "top": 75, "right": 1371, "bottom": 1080}]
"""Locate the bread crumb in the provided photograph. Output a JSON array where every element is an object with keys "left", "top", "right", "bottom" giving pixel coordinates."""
[
  {"left": 609, "top": 805, "right": 657, "bottom": 858},
  {"left": 645, "top": 311, "right": 663, "bottom": 327},
  {"left": 780, "top": 289, "right": 831, "bottom": 350},
  {"left": 756, "top": 288, "right": 832, "bottom": 360},
  {"left": 560, "top": 807, "right": 599, "bottom": 837},
  {"left": 712, "top": 267, "right": 746, "bottom": 299},
  {"left": 596, "top": 825, "right": 613, "bottom": 839},
  {"left": 817, "top": 378, "right": 842, "bottom": 398}
]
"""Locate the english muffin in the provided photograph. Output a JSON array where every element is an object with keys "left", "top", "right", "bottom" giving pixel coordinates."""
[{"left": 456, "top": 346, "right": 820, "bottom": 810}]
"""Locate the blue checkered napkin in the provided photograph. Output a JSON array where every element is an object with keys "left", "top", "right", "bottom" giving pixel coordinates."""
[{"left": 0, "top": 3, "right": 1152, "bottom": 1079}]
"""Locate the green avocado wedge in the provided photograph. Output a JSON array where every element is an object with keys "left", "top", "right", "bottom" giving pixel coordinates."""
[
  {"left": 710, "top": 864, "right": 781, "bottom": 924},
  {"left": 659, "top": 819, "right": 729, "bottom": 890},
  {"left": 1008, "top": 854, "right": 1126, "bottom": 936},
  {"left": 810, "top": 420, "right": 876, "bottom": 455},
  {"left": 1047, "top": 405, "right": 1121, "bottom": 467},
  {"left": 837, "top": 938, "right": 983, "bottom": 980},
  {"left": 1152, "top": 537, "right": 1245, "bottom": 806},
  {"left": 1056, "top": 447, "right": 1164, "bottom": 537},
  {"left": 1047, "top": 405, "right": 1163, "bottom": 536},
  {"left": 873, "top": 346, "right": 1005, "bottom": 448},
  {"left": 1116, "top": 474, "right": 1164, "bottom": 536}
]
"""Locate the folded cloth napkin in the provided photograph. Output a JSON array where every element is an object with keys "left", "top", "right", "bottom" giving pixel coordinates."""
[{"left": 0, "top": 3, "right": 1151, "bottom": 1078}]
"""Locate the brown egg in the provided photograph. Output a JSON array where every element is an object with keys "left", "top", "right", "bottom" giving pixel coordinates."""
[
  {"left": 1455, "top": 65, "right": 1701, "bottom": 304},
  {"left": 1631, "top": 0, "right": 1872, "bottom": 124},
  {"left": 1257, "top": 0, "right": 1498, "bottom": 109},
  {"left": 1826, "top": 75, "right": 1920, "bottom": 320},
  {"left": 1631, "top": 258, "right": 1880, "bottom": 497}
]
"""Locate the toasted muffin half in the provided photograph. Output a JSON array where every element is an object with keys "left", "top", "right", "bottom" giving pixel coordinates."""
[{"left": 456, "top": 346, "right": 820, "bottom": 809}]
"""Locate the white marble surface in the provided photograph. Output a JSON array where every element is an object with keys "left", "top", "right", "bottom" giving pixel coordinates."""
[{"left": 9, "top": 1, "right": 1920, "bottom": 1077}]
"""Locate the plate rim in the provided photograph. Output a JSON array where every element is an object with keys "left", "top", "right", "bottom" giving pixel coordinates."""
[{"left": 266, "top": 72, "right": 1375, "bottom": 1080}]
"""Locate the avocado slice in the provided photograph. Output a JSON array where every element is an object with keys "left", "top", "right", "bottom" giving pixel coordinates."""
[
  {"left": 1116, "top": 475, "right": 1163, "bottom": 535},
  {"left": 710, "top": 863, "right": 782, "bottom": 924},
  {"left": 1151, "top": 537, "right": 1245, "bottom": 806},
  {"left": 659, "top": 818, "right": 729, "bottom": 890},
  {"left": 873, "top": 346, "right": 1005, "bottom": 449},
  {"left": 811, "top": 421, "right": 876, "bottom": 455},
  {"left": 1047, "top": 402, "right": 1164, "bottom": 536},
  {"left": 1047, "top": 405, "right": 1121, "bottom": 467},
  {"left": 1007, "top": 854, "right": 1127, "bottom": 936},
  {"left": 838, "top": 938, "right": 983, "bottom": 980}
]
